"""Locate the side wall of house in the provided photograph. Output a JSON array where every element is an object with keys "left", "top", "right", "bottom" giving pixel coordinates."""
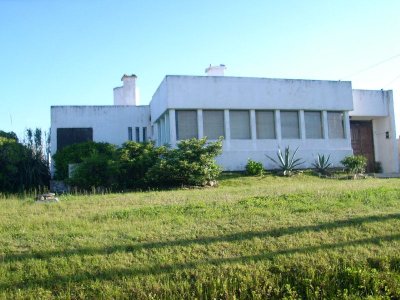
[
  {"left": 150, "top": 76, "right": 354, "bottom": 171},
  {"left": 50, "top": 105, "right": 150, "bottom": 174},
  {"left": 351, "top": 90, "right": 399, "bottom": 173}
]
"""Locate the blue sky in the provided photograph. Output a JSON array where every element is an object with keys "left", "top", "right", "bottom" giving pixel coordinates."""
[{"left": 1, "top": 0, "right": 400, "bottom": 139}]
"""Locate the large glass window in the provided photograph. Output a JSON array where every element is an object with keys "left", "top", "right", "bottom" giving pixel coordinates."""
[
  {"left": 305, "top": 111, "right": 323, "bottom": 139},
  {"left": 256, "top": 110, "right": 275, "bottom": 139},
  {"left": 230, "top": 110, "right": 251, "bottom": 139},
  {"left": 203, "top": 110, "right": 224, "bottom": 139},
  {"left": 281, "top": 111, "right": 299, "bottom": 139},
  {"left": 328, "top": 112, "right": 345, "bottom": 139},
  {"left": 57, "top": 128, "right": 93, "bottom": 151},
  {"left": 176, "top": 110, "right": 198, "bottom": 140}
]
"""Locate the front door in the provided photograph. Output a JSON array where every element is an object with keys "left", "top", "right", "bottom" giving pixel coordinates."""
[{"left": 350, "top": 121, "right": 375, "bottom": 172}]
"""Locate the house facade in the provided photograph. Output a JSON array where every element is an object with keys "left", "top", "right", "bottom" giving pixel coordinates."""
[{"left": 51, "top": 66, "right": 399, "bottom": 174}]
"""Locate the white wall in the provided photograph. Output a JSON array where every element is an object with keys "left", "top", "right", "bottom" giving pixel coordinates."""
[
  {"left": 156, "top": 108, "right": 352, "bottom": 171},
  {"left": 350, "top": 90, "right": 398, "bottom": 173},
  {"left": 351, "top": 89, "right": 389, "bottom": 117},
  {"left": 51, "top": 105, "right": 150, "bottom": 158},
  {"left": 150, "top": 76, "right": 353, "bottom": 122},
  {"left": 150, "top": 76, "right": 354, "bottom": 171}
]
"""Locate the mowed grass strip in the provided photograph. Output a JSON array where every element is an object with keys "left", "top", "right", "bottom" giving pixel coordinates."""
[{"left": 0, "top": 174, "right": 400, "bottom": 299}]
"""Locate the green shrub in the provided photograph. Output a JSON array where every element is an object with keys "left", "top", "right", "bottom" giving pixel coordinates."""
[
  {"left": 68, "top": 152, "right": 119, "bottom": 190},
  {"left": 117, "top": 141, "right": 166, "bottom": 189},
  {"left": 0, "top": 131, "right": 50, "bottom": 193},
  {"left": 55, "top": 138, "right": 222, "bottom": 191},
  {"left": 341, "top": 155, "right": 368, "bottom": 175},
  {"left": 146, "top": 137, "right": 223, "bottom": 187},
  {"left": 53, "top": 142, "right": 117, "bottom": 180},
  {"left": 266, "top": 146, "right": 304, "bottom": 176},
  {"left": 245, "top": 159, "right": 264, "bottom": 176}
]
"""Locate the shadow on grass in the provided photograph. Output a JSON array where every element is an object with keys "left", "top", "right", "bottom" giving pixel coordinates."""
[
  {"left": 1, "top": 213, "right": 400, "bottom": 264},
  {"left": 1, "top": 233, "right": 400, "bottom": 292}
]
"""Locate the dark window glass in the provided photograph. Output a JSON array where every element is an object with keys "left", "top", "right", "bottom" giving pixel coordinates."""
[{"left": 57, "top": 128, "right": 93, "bottom": 151}]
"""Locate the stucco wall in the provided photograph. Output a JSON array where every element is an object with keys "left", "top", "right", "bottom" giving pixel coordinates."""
[
  {"left": 151, "top": 76, "right": 354, "bottom": 122},
  {"left": 51, "top": 105, "right": 150, "bottom": 157},
  {"left": 350, "top": 90, "right": 398, "bottom": 173},
  {"left": 351, "top": 90, "right": 389, "bottom": 117}
]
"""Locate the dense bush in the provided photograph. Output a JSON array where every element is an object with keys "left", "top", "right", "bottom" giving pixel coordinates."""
[
  {"left": 341, "top": 155, "right": 368, "bottom": 175},
  {"left": 67, "top": 152, "right": 119, "bottom": 190},
  {"left": 53, "top": 142, "right": 117, "bottom": 180},
  {"left": 56, "top": 138, "right": 222, "bottom": 190},
  {"left": 0, "top": 130, "right": 50, "bottom": 193},
  {"left": 117, "top": 141, "right": 167, "bottom": 189},
  {"left": 245, "top": 159, "right": 264, "bottom": 176},
  {"left": 146, "top": 138, "right": 223, "bottom": 187}
]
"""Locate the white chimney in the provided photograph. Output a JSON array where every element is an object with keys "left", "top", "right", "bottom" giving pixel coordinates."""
[
  {"left": 205, "top": 64, "right": 226, "bottom": 76},
  {"left": 113, "top": 74, "right": 139, "bottom": 105}
]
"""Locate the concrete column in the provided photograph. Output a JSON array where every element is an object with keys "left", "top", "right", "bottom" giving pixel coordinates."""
[
  {"left": 197, "top": 109, "right": 203, "bottom": 138},
  {"left": 322, "top": 111, "right": 329, "bottom": 139},
  {"left": 153, "top": 123, "right": 159, "bottom": 146},
  {"left": 343, "top": 111, "right": 351, "bottom": 140},
  {"left": 387, "top": 91, "right": 399, "bottom": 172},
  {"left": 275, "top": 110, "right": 281, "bottom": 141},
  {"left": 299, "top": 110, "right": 305, "bottom": 140},
  {"left": 139, "top": 126, "right": 143, "bottom": 142},
  {"left": 224, "top": 109, "right": 230, "bottom": 149},
  {"left": 250, "top": 109, "right": 256, "bottom": 140},
  {"left": 169, "top": 109, "right": 176, "bottom": 147},
  {"left": 160, "top": 118, "right": 165, "bottom": 145}
]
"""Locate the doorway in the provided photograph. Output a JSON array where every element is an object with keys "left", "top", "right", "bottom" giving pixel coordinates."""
[{"left": 350, "top": 121, "right": 375, "bottom": 172}]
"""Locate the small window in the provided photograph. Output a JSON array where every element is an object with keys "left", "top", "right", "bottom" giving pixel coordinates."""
[
  {"left": 281, "top": 111, "right": 300, "bottom": 139},
  {"left": 328, "top": 112, "right": 345, "bottom": 139},
  {"left": 256, "top": 110, "right": 275, "bottom": 139},
  {"left": 176, "top": 110, "right": 198, "bottom": 140},
  {"left": 128, "top": 127, "right": 133, "bottom": 141},
  {"left": 135, "top": 127, "right": 140, "bottom": 142},
  {"left": 305, "top": 111, "right": 323, "bottom": 139},
  {"left": 203, "top": 110, "right": 224, "bottom": 139},
  {"left": 230, "top": 110, "right": 250, "bottom": 139},
  {"left": 143, "top": 127, "right": 147, "bottom": 141}
]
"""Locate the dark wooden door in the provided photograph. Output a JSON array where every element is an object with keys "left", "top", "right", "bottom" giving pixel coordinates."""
[{"left": 350, "top": 121, "right": 375, "bottom": 172}]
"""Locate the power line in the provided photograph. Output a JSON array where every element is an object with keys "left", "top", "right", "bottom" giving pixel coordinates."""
[
  {"left": 340, "top": 53, "right": 400, "bottom": 80},
  {"left": 383, "top": 73, "right": 400, "bottom": 89}
]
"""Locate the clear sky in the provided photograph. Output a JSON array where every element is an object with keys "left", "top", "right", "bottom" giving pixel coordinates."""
[{"left": 1, "top": 0, "right": 400, "bottom": 139}]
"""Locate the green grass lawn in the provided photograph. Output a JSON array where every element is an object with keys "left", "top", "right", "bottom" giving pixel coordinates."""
[{"left": 1, "top": 173, "right": 400, "bottom": 299}]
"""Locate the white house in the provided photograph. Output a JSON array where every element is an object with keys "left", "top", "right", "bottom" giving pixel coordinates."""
[{"left": 51, "top": 66, "right": 399, "bottom": 174}]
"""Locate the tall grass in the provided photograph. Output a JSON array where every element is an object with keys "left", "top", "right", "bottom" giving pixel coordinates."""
[{"left": 0, "top": 174, "right": 400, "bottom": 299}]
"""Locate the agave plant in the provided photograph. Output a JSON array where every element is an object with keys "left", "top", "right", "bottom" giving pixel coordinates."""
[
  {"left": 312, "top": 153, "right": 332, "bottom": 175},
  {"left": 266, "top": 146, "right": 304, "bottom": 176}
]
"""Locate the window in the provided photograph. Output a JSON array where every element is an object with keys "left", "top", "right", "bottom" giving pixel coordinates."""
[
  {"left": 230, "top": 110, "right": 250, "bottom": 139},
  {"left": 128, "top": 127, "right": 133, "bottom": 141},
  {"left": 256, "top": 110, "right": 275, "bottom": 139},
  {"left": 281, "top": 111, "right": 299, "bottom": 139},
  {"left": 176, "top": 110, "right": 198, "bottom": 140},
  {"left": 328, "top": 112, "right": 345, "bottom": 138},
  {"left": 135, "top": 127, "right": 140, "bottom": 142},
  {"left": 305, "top": 111, "right": 322, "bottom": 139},
  {"left": 57, "top": 128, "right": 93, "bottom": 151},
  {"left": 143, "top": 127, "right": 147, "bottom": 141},
  {"left": 203, "top": 110, "right": 224, "bottom": 139}
]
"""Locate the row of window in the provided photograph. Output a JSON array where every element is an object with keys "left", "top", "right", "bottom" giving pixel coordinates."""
[
  {"left": 128, "top": 126, "right": 147, "bottom": 142},
  {"left": 176, "top": 110, "right": 345, "bottom": 140}
]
